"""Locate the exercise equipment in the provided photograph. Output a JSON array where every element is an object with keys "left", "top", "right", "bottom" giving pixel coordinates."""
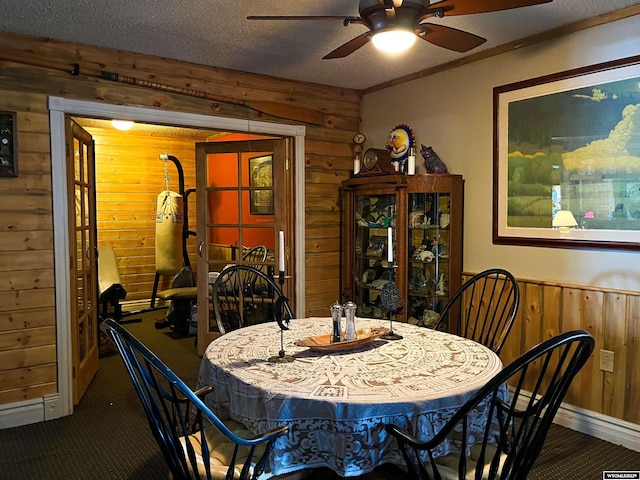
[
  {"left": 155, "top": 189, "right": 183, "bottom": 276},
  {"left": 150, "top": 154, "right": 199, "bottom": 335},
  {"left": 97, "top": 245, "right": 141, "bottom": 324},
  {"left": 150, "top": 154, "right": 196, "bottom": 309}
]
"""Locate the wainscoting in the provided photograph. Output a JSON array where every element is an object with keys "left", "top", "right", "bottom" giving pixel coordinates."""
[{"left": 462, "top": 272, "right": 640, "bottom": 450}]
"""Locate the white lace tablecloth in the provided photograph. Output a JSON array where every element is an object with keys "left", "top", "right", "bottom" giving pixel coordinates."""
[{"left": 198, "top": 317, "right": 504, "bottom": 477}]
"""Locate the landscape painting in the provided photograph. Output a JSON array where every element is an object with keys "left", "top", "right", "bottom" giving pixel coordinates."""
[{"left": 493, "top": 55, "right": 640, "bottom": 250}]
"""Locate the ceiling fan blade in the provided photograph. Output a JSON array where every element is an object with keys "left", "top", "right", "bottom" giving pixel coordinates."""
[
  {"left": 418, "top": 23, "right": 486, "bottom": 52},
  {"left": 428, "top": 0, "right": 552, "bottom": 16},
  {"left": 323, "top": 32, "right": 371, "bottom": 59}
]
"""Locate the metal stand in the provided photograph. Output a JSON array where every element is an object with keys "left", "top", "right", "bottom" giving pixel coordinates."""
[
  {"left": 380, "top": 262, "right": 403, "bottom": 341},
  {"left": 269, "top": 270, "right": 295, "bottom": 363}
]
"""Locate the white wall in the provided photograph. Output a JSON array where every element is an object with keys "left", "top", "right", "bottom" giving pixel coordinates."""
[{"left": 363, "top": 15, "right": 640, "bottom": 291}]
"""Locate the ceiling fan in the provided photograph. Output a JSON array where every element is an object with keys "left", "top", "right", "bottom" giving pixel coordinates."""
[{"left": 248, "top": 0, "right": 552, "bottom": 59}]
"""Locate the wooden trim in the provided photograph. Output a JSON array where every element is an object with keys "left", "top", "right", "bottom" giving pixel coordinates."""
[{"left": 48, "top": 96, "right": 307, "bottom": 419}]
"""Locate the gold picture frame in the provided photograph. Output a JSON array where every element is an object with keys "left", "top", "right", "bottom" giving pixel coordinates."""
[{"left": 249, "top": 154, "right": 273, "bottom": 215}]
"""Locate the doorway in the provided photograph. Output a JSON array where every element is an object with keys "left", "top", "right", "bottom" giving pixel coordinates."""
[{"left": 48, "top": 96, "right": 306, "bottom": 420}]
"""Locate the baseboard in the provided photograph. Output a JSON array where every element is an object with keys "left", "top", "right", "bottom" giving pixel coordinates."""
[
  {"left": 553, "top": 401, "right": 640, "bottom": 452},
  {"left": 0, "top": 393, "right": 69, "bottom": 429},
  {"left": 517, "top": 390, "right": 640, "bottom": 452},
  {"left": 0, "top": 399, "right": 45, "bottom": 429}
]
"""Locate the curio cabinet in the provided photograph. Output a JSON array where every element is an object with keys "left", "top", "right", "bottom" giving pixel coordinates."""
[{"left": 341, "top": 174, "right": 464, "bottom": 331}]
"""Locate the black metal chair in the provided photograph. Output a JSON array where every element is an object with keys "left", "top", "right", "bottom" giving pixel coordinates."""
[
  {"left": 100, "top": 318, "right": 288, "bottom": 480},
  {"left": 212, "top": 265, "right": 293, "bottom": 335},
  {"left": 242, "top": 245, "right": 269, "bottom": 266},
  {"left": 384, "top": 329, "right": 595, "bottom": 480},
  {"left": 239, "top": 245, "right": 270, "bottom": 288},
  {"left": 434, "top": 268, "right": 519, "bottom": 354}
]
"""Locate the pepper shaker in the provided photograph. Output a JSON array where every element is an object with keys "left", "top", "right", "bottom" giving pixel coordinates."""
[
  {"left": 344, "top": 301, "right": 357, "bottom": 341},
  {"left": 330, "top": 301, "right": 343, "bottom": 343}
]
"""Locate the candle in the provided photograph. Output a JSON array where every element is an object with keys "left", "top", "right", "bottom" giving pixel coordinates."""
[
  {"left": 354, "top": 154, "right": 361, "bottom": 174},
  {"left": 407, "top": 147, "right": 415, "bottom": 175},
  {"left": 387, "top": 227, "right": 393, "bottom": 263},
  {"left": 279, "top": 230, "right": 285, "bottom": 272}
]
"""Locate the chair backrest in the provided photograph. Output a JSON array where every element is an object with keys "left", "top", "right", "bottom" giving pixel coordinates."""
[
  {"left": 435, "top": 268, "right": 519, "bottom": 354},
  {"left": 239, "top": 245, "right": 270, "bottom": 287},
  {"left": 100, "top": 318, "right": 288, "bottom": 480},
  {"left": 213, "top": 265, "right": 294, "bottom": 335},
  {"left": 385, "top": 330, "right": 595, "bottom": 480},
  {"left": 242, "top": 245, "right": 269, "bottom": 266}
]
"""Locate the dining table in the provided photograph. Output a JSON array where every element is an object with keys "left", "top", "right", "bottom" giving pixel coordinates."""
[{"left": 197, "top": 317, "right": 506, "bottom": 477}]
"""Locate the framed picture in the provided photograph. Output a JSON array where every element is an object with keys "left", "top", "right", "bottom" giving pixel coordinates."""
[
  {"left": 493, "top": 55, "right": 640, "bottom": 250},
  {"left": 249, "top": 154, "right": 273, "bottom": 215},
  {"left": 0, "top": 111, "right": 17, "bottom": 177}
]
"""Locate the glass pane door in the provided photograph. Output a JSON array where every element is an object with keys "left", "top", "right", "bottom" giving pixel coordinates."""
[
  {"left": 407, "top": 192, "right": 452, "bottom": 328},
  {"left": 353, "top": 193, "right": 396, "bottom": 319},
  {"left": 195, "top": 139, "right": 290, "bottom": 352},
  {"left": 66, "top": 118, "right": 99, "bottom": 404}
]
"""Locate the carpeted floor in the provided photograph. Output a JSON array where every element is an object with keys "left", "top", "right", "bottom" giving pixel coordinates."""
[{"left": 0, "top": 309, "right": 639, "bottom": 479}]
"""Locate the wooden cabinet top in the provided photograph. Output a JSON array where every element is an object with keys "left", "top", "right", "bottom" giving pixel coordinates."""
[{"left": 342, "top": 173, "right": 464, "bottom": 190}]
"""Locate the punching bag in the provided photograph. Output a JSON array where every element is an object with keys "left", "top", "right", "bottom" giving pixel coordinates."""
[{"left": 155, "top": 190, "right": 183, "bottom": 276}]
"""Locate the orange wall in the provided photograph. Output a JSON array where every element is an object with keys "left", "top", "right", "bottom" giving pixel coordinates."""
[{"left": 208, "top": 134, "right": 275, "bottom": 249}]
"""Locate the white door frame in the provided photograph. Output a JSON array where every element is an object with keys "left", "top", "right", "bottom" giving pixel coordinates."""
[{"left": 47, "top": 96, "right": 306, "bottom": 420}]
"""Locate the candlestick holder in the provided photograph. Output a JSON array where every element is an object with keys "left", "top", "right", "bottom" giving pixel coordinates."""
[
  {"left": 380, "top": 262, "right": 403, "bottom": 341},
  {"left": 269, "top": 270, "right": 295, "bottom": 363}
]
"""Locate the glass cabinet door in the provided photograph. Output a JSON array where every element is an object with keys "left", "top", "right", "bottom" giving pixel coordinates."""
[
  {"left": 353, "top": 192, "right": 396, "bottom": 319},
  {"left": 407, "top": 192, "right": 451, "bottom": 327}
]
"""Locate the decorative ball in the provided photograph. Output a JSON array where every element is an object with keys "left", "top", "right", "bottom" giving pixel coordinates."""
[{"left": 380, "top": 282, "right": 401, "bottom": 312}]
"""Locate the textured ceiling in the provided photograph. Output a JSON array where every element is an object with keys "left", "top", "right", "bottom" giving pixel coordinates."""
[{"left": 1, "top": 0, "right": 639, "bottom": 90}]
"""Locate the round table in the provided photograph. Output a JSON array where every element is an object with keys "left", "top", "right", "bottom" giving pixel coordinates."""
[{"left": 198, "top": 317, "right": 504, "bottom": 477}]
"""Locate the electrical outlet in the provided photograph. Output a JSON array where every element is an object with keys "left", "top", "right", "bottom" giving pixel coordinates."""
[{"left": 600, "top": 349, "right": 614, "bottom": 373}]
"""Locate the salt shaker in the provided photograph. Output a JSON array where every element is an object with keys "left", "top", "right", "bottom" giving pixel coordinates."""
[
  {"left": 344, "top": 301, "right": 357, "bottom": 341},
  {"left": 330, "top": 301, "right": 343, "bottom": 343}
]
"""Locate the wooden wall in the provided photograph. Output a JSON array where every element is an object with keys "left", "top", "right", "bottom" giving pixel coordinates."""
[
  {"left": 465, "top": 273, "right": 640, "bottom": 425},
  {"left": 0, "top": 31, "right": 359, "bottom": 407},
  {"left": 87, "top": 124, "right": 203, "bottom": 301},
  {"left": 0, "top": 89, "right": 57, "bottom": 405}
]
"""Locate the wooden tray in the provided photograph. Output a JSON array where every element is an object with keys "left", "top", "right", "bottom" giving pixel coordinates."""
[{"left": 295, "top": 327, "right": 388, "bottom": 352}]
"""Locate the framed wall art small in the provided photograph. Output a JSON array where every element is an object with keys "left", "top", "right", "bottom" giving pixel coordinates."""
[
  {"left": 0, "top": 111, "right": 17, "bottom": 177},
  {"left": 248, "top": 154, "right": 273, "bottom": 215}
]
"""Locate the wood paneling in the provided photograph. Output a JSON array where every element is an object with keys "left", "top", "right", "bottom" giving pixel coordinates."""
[
  {"left": 0, "top": 30, "right": 359, "bottom": 407},
  {"left": 88, "top": 125, "right": 200, "bottom": 301},
  {"left": 464, "top": 273, "right": 640, "bottom": 425}
]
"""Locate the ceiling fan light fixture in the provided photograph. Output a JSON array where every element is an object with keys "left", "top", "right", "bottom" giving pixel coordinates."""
[
  {"left": 111, "top": 119, "right": 134, "bottom": 131},
  {"left": 371, "top": 28, "right": 416, "bottom": 53}
]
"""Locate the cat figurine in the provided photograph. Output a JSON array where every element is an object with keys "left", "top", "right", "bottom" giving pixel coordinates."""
[{"left": 420, "top": 144, "right": 448, "bottom": 174}]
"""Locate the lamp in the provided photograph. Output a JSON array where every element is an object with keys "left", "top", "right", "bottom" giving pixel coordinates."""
[
  {"left": 111, "top": 120, "right": 134, "bottom": 131},
  {"left": 371, "top": 29, "right": 416, "bottom": 53},
  {"left": 552, "top": 210, "right": 578, "bottom": 232}
]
